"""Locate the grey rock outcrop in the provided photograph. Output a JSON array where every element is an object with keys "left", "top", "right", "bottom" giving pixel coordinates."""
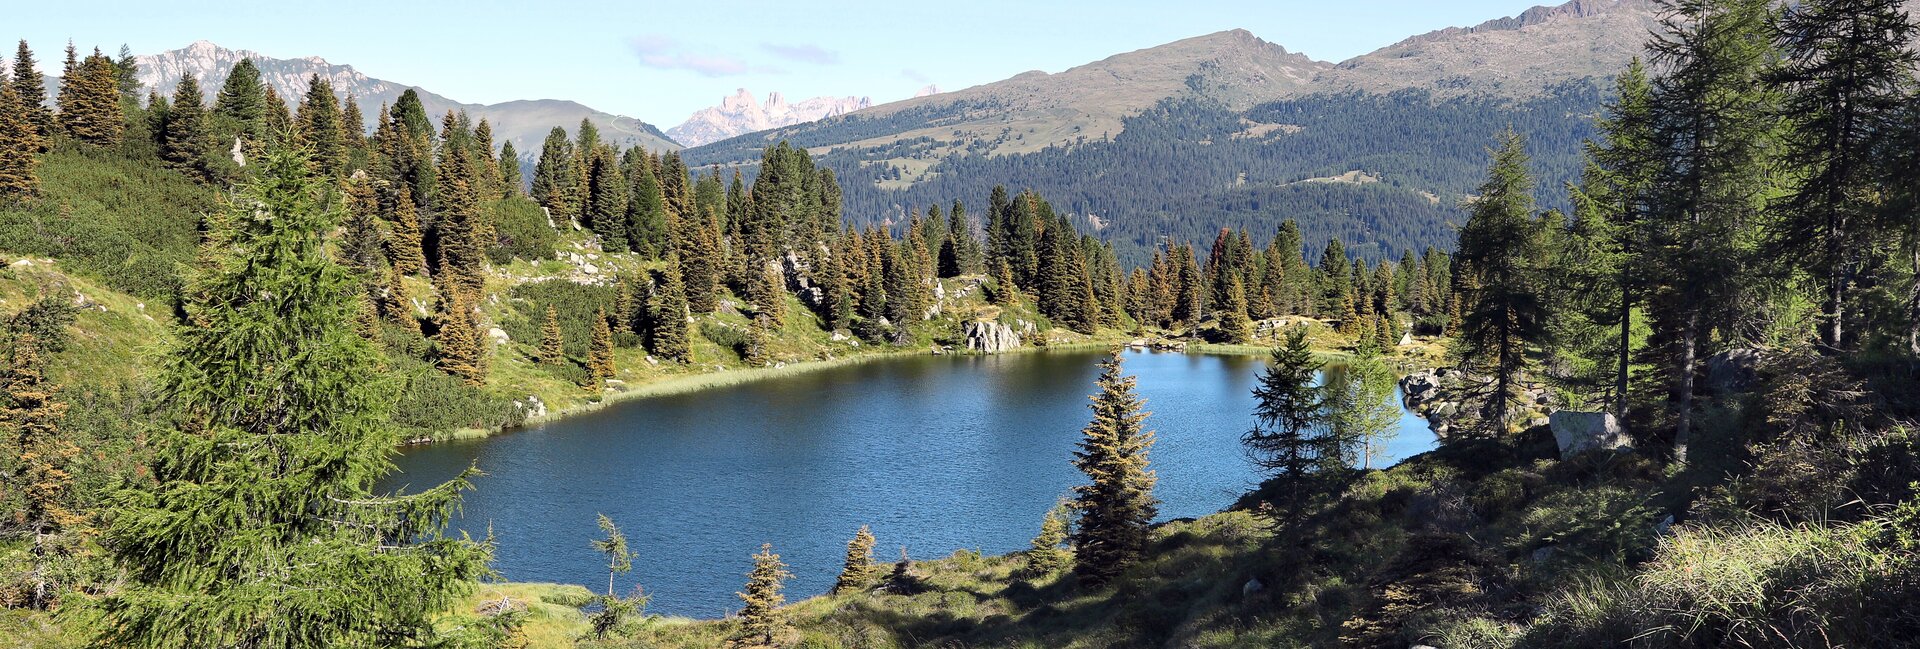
[
  {"left": 963, "top": 320, "right": 1021, "bottom": 354},
  {"left": 1549, "top": 411, "right": 1630, "bottom": 458}
]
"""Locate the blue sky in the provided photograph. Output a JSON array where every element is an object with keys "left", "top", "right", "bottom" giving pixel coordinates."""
[{"left": 13, "top": 0, "right": 1555, "bottom": 125}]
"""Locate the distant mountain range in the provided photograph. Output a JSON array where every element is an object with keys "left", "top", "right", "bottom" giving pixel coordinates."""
[
  {"left": 134, "top": 41, "right": 680, "bottom": 157},
  {"left": 666, "top": 89, "right": 872, "bottom": 148}
]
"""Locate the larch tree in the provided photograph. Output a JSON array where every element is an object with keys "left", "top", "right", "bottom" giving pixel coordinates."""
[
  {"left": 1768, "top": 0, "right": 1918, "bottom": 350},
  {"left": 736, "top": 543, "right": 793, "bottom": 646},
  {"left": 832, "top": 526, "right": 878, "bottom": 595},
  {"left": 1244, "top": 326, "right": 1328, "bottom": 548},
  {"left": 1452, "top": 130, "right": 1549, "bottom": 435},
  {"left": 1643, "top": 0, "right": 1778, "bottom": 462},
  {"left": 94, "top": 145, "right": 490, "bottom": 648},
  {"left": 1069, "top": 353, "right": 1158, "bottom": 586}
]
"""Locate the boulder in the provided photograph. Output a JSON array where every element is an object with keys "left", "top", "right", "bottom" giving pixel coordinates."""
[
  {"left": 1706, "top": 347, "right": 1764, "bottom": 394},
  {"left": 1242, "top": 577, "right": 1264, "bottom": 597},
  {"left": 486, "top": 327, "right": 511, "bottom": 345},
  {"left": 963, "top": 320, "right": 1021, "bottom": 354},
  {"left": 1549, "top": 411, "right": 1630, "bottom": 458}
]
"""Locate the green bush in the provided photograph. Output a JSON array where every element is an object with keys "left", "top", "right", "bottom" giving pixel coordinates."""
[
  {"left": 699, "top": 322, "right": 750, "bottom": 359},
  {"left": 485, "top": 197, "right": 559, "bottom": 265},
  {"left": 504, "top": 281, "right": 618, "bottom": 359},
  {"left": 1515, "top": 486, "right": 1657, "bottom": 564},
  {"left": 0, "top": 146, "right": 212, "bottom": 299},
  {"left": 389, "top": 359, "right": 519, "bottom": 438}
]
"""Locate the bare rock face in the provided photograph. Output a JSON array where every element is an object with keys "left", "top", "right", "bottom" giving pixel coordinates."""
[
  {"left": 666, "top": 88, "right": 873, "bottom": 147},
  {"left": 1549, "top": 411, "right": 1630, "bottom": 458},
  {"left": 962, "top": 320, "right": 1021, "bottom": 354}
]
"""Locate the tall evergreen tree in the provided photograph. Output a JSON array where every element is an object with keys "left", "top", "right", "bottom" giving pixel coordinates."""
[
  {"left": 1768, "top": 0, "right": 1918, "bottom": 349},
  {"left": 0, "top": 85, "right": 42, "bottom": 200},
  {"left": 386, "top": 183, "right": 427, "bottom": 276},
  {"left": 1243, "top": 326, "right": 1328, "bottom": 547},
  {"left": 295, "top": 75, "right": 344, "bottom": 175},
  {"left": 1022, "top": 501, "right": 1073, "bottom": 577},
  {"left": 584, "top": 145, "right": 629, "bottom": 250},
  {"left": 10, "top": 41, "right": 52, "bottom": 143},
  {"left": 530, "top": 127, "right": 579, "bottom": 222},
  {"left": 212, "top": 58, "right": 265, "bottom": 138},
  {"left": 539, "top": 305, "right": 565, "bottom": 365},
  {"left": 588, "top": 308, "right": 616, "bottom": 385},
  {"left": 1069, "top": 353, "right": 1157, "bottom": 586},
  {"left": 1452, "top": 130, "right": 1549, "bottom": 434},
  {"left": 95, "top": 145, "right": 490, "bottom": 648},
  {"left": 625, "top": 149, "right": 668, "bottom": 257},
  {"left": 57, "top": 50, "right": 123, "bottom": 146},
  {"left": 160, "top": 76, "right": 210, "bottom": 179},
  {"left": 497, "top": 140, "right": 521, "bottom": 197},
  {"left": 1643, "top": 0, "right": 1779, "bottom": 461},
  {"left": 1218, "top": 276, "right": 1252, "bottom": 343},
  {"left": 3, "top": 333, "right": 77, "bottom": 610},
  {"left": 648, "top": 255, "right": 692, "bottom": 362}
]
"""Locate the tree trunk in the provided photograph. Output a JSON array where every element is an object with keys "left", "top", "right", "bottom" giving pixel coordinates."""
[
  {"left": 1910, "top": 243, "right": 1920, "bottom": 356},
  {"left": 1673, "top": 310, "right": 1699, "bottom": 465},
  {"left": 1616, "top": 277, "right": 1632, "bottom": 422}
]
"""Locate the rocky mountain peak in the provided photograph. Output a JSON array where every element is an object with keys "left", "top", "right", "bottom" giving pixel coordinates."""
[{"left": 667, "top": 89, "right": 874, "bottom": 148}]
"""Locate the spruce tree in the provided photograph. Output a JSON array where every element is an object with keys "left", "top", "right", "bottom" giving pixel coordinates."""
[
  {"left": 588, "top": 308, "right": 615, "bottom": 385},
  {"left": 433, "top": 283, "right": 486, "bottom": 386},
  {"left": 1022, "top": 501, "right": 1072, "bottom": 577},
  {"left": 832, "top": 526, "right": 878, "bottom": 595},
  {"left": 855, "top": 264, "right": 890, "bottom": 343},
  {"left": 497, "top": 140, "right": 521, "bottom": 198},
  {"left": 736, "top": 543, "right": 792, "bottom": 646},
  {"left": 648, "top": 256, "right": 692, "bottom": 362},
  {"left": 584, "top": 145, "right": 629, "bottom": 250},
  {"left": 212, "top": 58, "right": 265, "bottom": 136},
  {"left": 625, "top": 150, "right": 668, "bottom": 258},
  {"left": 539, "top": 305, "right": 565, "bottom": 365},
  {"left": 1219, "top": 276, "right": 1252, "bottom": 343},
  {"left": 160, "top": 76, "right": 210, "bottom": 179},
  {"left": 1069, "top": 353, "right": 1157, "bottom": 586},
  {"left": 435, "top": 128, "right": 488, "bottom": 296},
  {"left": 295, "top": 75, "right": 344, "bottom": 175},
  {"left": 1453, "top": 130, "right": 1549, "bottom": 435},
  {"left": 379, "top": 265, "right": 418, "bottom": 333},
  {"left": 530, "top": 126, "right": 579, "bottom": 221},
  {"left": 3, "top": 333, "right": 77, "bottom": 609},
  {"left": 0, "top": 85, "right": 42, "bottom": 200},
  {"left": 386, "top": 183, "right": 427, "bottom": 275},
  {"left": 58, "top": 50, "right": 123, "bottom": 146},
  {"left": 95, "top": 145, "right": 489, "bottom": 648},
  {"left": 10, "top": 41, "right": 52, "bottom": 143}
]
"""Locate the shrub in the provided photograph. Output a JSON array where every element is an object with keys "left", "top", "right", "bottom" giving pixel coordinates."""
[
  {"left": 505, "top": 281, "right": 617, "bottom": 359},
  {"left": 485, "top": 196, "right": 559, "bottom": 265},
  {"left": 0, "top": 146, "right": 212, "bottom": 299}
]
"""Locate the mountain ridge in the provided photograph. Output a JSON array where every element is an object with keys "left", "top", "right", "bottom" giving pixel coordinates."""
[
  {"left": 666, "top": 88, "right": 872, "bottom": 147},
  {"left": 134, "top": 41, "right": 681, "bottom": 157}
]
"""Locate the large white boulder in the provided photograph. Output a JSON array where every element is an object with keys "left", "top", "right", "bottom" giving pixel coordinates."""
[{"left": 1550, "top": 411, "right": 1630, "bottom": 458}]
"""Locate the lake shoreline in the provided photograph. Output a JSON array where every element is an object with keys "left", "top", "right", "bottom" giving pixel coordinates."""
[{"left": 421, "top": 334, "right": 1410, "bottom": 445}]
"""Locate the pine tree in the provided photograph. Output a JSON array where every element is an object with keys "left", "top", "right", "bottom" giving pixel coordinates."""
[
  {"left": 212, "top": 58, "right": 265, "bottom": 139},
  {"left": 261, "top": 86, "right": 292, "bottom": 142},
  {"left": 530, "top": 126, "right": 579, "bottom": 221},
  {"left": 58, "top": 50, "right": 123, "bottom": 146},
  {"left": 648, "top": 255, "right": 692, "bottom": 362},
  {"left": 538, "top": 305, "right": 565, "bottom": 365},
  {"left": 1069, "top": 353, "right": 1157, "bottom": 586},
  {"left": 832, "top": 526, "right": 878, "bottom": 595},
  {"left": 588, "top": 308, "right": 615, "bottom": 385},
  {"left": 159, "top": 76, "right": 210, "bottom": 179},
  {"left": 736, "top": 543, "right": 792, "bottom": 646},
  {"left": 339, "top": 94, "right": 366, "bottom": 161},
  {"left": 112, "top": 44, "right": 140, "bottom": 102},
  {"left": 96, "top": 145, "right": 489, "bottom": 648},
  {"left": 990, "top": 260, "right": 1018, "bottom": 306},
  {"left": 625, "top": 150, "right": 668, "bottom": 258},
  {"left": 1243, "top": 326, "right": 1328, "bottom": 547},
  {"left": 295, "top": 75, "right": 344, "bottom": 175},
  {"left": 3, "top": 333, "right": 77, "bottom": 609},
  {"left": 584, "top": 145, "right": 629, "bottom": 250},
  {"left": 10, "top": 41, "right": 52, "bottom": 143},
  {"left": 338, "top": 173, "right": 386, "bottom": 279},
  {"left": 436, "top": 126, "right": 488, "bottom": 296},
  {"left": 1022, "top": 501, "right": 1072, "bottom": 577},
  {"left": 747, "top": 265, "right": 787, "bottom": 327},
  {"left": 855, "top": 262, "right": 890, "bottom": 343},
  {"left": 0, "top": 85, "right": 42, "bottom": 200},
  {"left": 1453, "top": 130, "right": 1549, "bottom": 435}
]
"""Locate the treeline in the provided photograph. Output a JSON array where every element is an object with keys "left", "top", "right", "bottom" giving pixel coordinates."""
[{"left": 686, "top": 85, "right": 1609, "bottom": 267}]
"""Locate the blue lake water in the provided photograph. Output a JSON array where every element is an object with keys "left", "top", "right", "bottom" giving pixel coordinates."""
[{"left": 384, "top": 348, "right": 1434, "bottom": 617}]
